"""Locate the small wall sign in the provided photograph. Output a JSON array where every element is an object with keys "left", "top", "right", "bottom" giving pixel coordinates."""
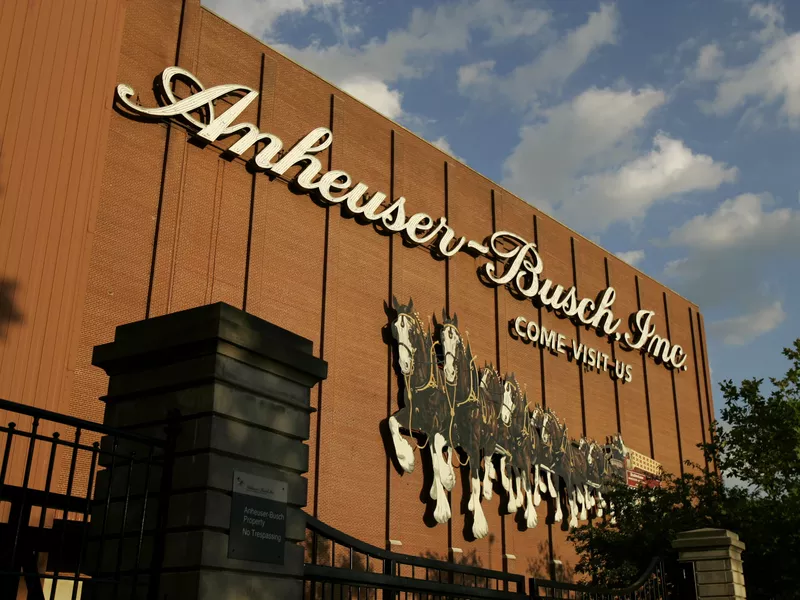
[{"left": 228, "top": 471, "right": 288, "bottom": 564}]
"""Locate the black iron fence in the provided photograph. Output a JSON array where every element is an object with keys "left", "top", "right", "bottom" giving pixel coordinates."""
[
  {"left": 0, "top": 397, "right": 174, "bottom": 600},
  {"left": 529, "top": 558, "right": 696, "bottom": 600},
  {"left": 1, "top": 393, "right": 698, "bottom": 600},
  {"left": 303, "top": 515, "right": 527, "bottom": 600}
]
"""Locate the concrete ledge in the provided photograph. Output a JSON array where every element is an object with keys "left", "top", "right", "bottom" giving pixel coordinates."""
[
  {"left": 169, "top": 451, "right": 309, "bottom": 506},
  {"left": 93, "top": 303, "right": 327, "bottom": 386},
  {"left": 698, "top": 581, "right": 746, "bottom": 597},
  {"left": 673, "top": 528, "right": 746, "bottom": 552},
  {"left": 161, "top": 529, "right": 304, "bottom": 575},
  {"left": 674, "top": 528, "right": 748, "bottom": 599},
  {"left": 103, "top": 378, "right": 313, "bottom": 429},
  {"left": 696, "top": 569, "right": 745, "bottom": 586},
  {"left": 164, "top": 489, "right": 306, "bottom": 542}
]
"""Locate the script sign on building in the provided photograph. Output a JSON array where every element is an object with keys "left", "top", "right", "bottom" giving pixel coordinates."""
[{"left": 115, "top": 67, "right": 690, "bottom": 374}]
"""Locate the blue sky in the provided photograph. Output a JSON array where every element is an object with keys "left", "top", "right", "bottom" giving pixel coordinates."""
[{"left": 203, "top": 0, "right": 800, "bottom": 415}]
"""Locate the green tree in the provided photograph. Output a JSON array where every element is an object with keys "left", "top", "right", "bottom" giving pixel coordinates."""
[{"left": 569, "top": 339, "right": 800, "bottom": 600}]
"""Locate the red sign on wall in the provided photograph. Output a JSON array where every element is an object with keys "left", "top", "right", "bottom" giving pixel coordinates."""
[{"left": 626, "top": 469, "right": 659, "bottom": 488}]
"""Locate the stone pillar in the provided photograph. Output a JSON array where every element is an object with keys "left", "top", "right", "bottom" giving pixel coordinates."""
[
  {"left": 88, "top": 303, "right": 327, "bottom": 600},
  {"left": 672, "top": 528, "right": 746, "bottom": 600}
]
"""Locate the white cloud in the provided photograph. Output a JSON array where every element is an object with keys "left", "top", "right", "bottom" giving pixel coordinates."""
[
  {"left": 216, "top": 0, "right": 552, "bottom": 131},
  {"left": 616, "top": 249, "right": 645, "bottom": 267},
  {"left": 483, "top": 5, "right": 551, "bottom": 45},
  {"left": 665, "top": 192, "right": 799, "bottom": 250},
  {"left": 662, "top": 193, "right": 800, "bottom": 329},
  {"left": 709, "top": 301, "right": 786, "bottom": 346},
  {"left": 340, "top": 75, "right": 404, "bottom": 119},
  {"left": 708, "top": 32, "right": 800, "bottom": 125},
  {"left": 692, "top": 43, "right": 724, "bottom": 81},
  {"left": 561, "top": 134, "right": 737, "bottom": 232},
  {"left": 749, "top": 2, "right": 785, "bottom": 44},
  {"left": 503, "top": 86, "right": 667, "bottom": 214},
  {"left": 459, "top": 3, "right": 619, "bottom": 109},
  {"left": 504, "top": 84, "right": 736, "bottom": 234},
  {"left": 430, "top": 136, "right": 464, "bottom": 162},
  {"left": 457, "top": 60, "right": 496, "bottom": 90},
  {"left": 701, "top": 3, "right": 800, "bottom": 127},
  {"left": 269, "top": 0, "right": 550, "bottom": 87},
  {"left": 203, "top": 0, "right": 342, "bottom": 38}
]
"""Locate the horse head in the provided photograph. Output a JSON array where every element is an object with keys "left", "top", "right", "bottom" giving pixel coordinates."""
[
  {"left": 440, "top": 311, "right": 461, "bottom": 385},
  {"left": 606, "top": 434, "right": 628, "bottom": 480},
  {"left": 391, "top": 297, "right": 418, "bottom": 375},
  {"left": 588, "top": 440, "right": 606, "bottom": 481},
  {"left": 500, "top": 377, "right": 515, "bottom": 426}
]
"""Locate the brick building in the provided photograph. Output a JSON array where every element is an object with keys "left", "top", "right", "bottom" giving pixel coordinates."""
[{"left": 0, "top": 0, "right": 715, "bottom": 578}]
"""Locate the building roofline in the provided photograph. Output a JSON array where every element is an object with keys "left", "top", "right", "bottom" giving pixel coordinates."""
[{"left": 199, "top": 4, "right": 701, "bottom": 310}]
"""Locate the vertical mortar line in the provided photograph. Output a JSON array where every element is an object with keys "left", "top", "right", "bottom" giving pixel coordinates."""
[
  {"left": 533, "top": 214, "right": 554, "bottom": 574},
  {"left": 385, "top": 129, "right": 396, "bottom": 550},
  {"left": 444, "top": 162, "right": 451, "bottom": 316},
  {"left": 312, "top": 93, "right": 336, "bottom": 518},
  {"left": 604, "top": 258, "right": 622, "bottom": 434},
  {"left": 443, "top": 159, "right": 453, "bottom": 558},
  {"left": 242, "top": 53, "right": 265, "bottom": 311},
  {"left": 696, "top": 311, "right": 719, "bottom": 477},
  {"left": 491, "top": 191, "right": 502, "bottom": 373},
  {"left": 635, "top": 276, "right": 656, "bottom": 459},
  {"left": 696, "top": 312, "right": 714, "bottom": 431},
  {"left": 145, "top": 0, "right": 188, "bottom": 318},
  {"left": 662, "top": 293, "right": 684, "bottom": 475},
  {"left": 490, "top": 190, "right": 507, "bottom": 570},
  {"left": 533, "top": 216, "right": 546, "bottom": 411},
  {"left": 174, "top": 0, "right": 187, "bottom": 65},
  {"left": 570, "top": 238, "right": 587, "bottom": 438},
  {"left": 688, "top": 307, "right": 709, "bottom": 472},
  {"left": 145, "top": 126, "right": 171, "bottom": 319}
]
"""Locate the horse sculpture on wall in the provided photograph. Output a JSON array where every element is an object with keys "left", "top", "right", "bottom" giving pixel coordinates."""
[{"left": 387, "top": 297, "right": 630, "bottom": 539}]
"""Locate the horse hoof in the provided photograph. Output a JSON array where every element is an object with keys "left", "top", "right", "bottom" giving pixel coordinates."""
[
  {"left": 435, "top": 506, "right": 450, "bottom": 524},
  {"left": 483, "top": 488, "right": 493, "bottom": 502},
  {"left": 396, "top": 440, "right": 415, "bottom": 473}
]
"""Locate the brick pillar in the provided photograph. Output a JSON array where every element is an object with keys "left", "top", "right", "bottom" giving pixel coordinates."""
[
  {"left": 672, "top": 528, "right": 746, "bottom": 600},
  {"left": 89, "top": 303, "right": 327, "bottom": 599}
]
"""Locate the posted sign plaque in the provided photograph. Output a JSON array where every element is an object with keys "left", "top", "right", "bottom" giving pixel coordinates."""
[{"left": 228, "top": 471, "right": 288, "bottom": 564}]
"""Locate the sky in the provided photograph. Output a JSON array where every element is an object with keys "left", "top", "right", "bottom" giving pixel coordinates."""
[{"left": 202, "top": 0, "right": 800, "bottom": 416}]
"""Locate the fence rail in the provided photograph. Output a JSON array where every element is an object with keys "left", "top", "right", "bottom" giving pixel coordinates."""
[
  {"left": 304, "top": 515, "right": 527, "bottom": 600},
  {"left": 0, "top": 397, "right": 174, "bottom": 600},
  {"left": 529, "top": 557, "right": 697, "bottom": 600}
]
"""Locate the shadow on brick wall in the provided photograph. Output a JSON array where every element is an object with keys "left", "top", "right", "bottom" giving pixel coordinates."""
[{"left": 0, "top": 278, "right": 23, "bottom": 340}]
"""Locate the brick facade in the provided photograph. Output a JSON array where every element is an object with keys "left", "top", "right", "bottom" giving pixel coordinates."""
[{"left": 0, "top": 0, "right": 715, "bottom": 580}]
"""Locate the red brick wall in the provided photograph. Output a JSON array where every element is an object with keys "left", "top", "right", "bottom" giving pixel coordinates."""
[{"left": 1, "top": 0, "right": 716, "bottom": 581}]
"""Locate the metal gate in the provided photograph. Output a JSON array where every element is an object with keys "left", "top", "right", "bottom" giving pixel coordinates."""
[
  {"left": 0, "top": 397, "right": 174, "bottom": 600},
  {"left": 303, "top": 516, "right": 697, "bottom": 600},
  {"left": 303, "top": 516, "right": 527, "bottom": 600},
  {"left": 529, "top": 558, "right": 697, "bottom": 599}
]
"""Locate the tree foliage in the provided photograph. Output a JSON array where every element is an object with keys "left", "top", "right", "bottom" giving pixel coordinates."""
[{"left": 569, "top": 339, "right": 800, "bottom": 599}]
